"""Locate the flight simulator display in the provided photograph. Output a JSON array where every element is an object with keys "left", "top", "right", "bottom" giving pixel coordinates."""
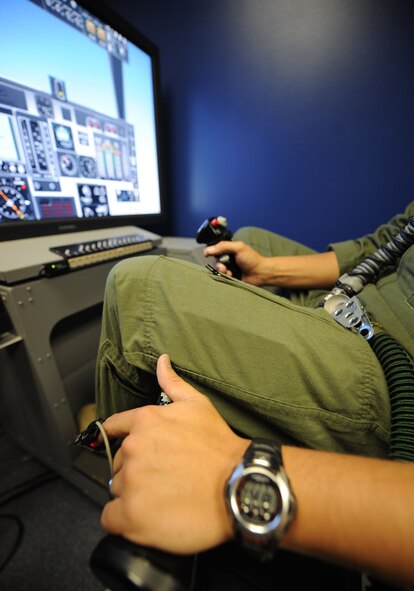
[{"left": 0, "top": 0, "right": 164, "bottom": 239}]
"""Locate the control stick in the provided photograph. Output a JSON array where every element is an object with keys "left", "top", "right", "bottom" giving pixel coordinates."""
[{"left": 196, "top": 216, "right": 241, "bottom": 279}]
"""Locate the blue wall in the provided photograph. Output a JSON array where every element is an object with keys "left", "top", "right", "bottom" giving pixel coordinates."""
[{"left": 105, "top": 0, "right": 414, "bottom": 250}]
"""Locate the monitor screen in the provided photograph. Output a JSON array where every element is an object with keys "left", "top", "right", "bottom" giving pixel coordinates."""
[{"left": 0, "top": 0, "right": 166, "bottom": 242}]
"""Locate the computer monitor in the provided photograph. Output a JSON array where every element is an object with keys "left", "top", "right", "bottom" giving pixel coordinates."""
[{"left": 0, "top": 0, "right": 166, "bottom": 242}]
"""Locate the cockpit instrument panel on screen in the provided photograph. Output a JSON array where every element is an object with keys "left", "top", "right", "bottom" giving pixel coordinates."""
[{"left": 0, "top": 0, "right": 162, "bottom": 231}]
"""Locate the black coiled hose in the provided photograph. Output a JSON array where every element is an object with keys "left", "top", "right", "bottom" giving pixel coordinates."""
[
  {"left": 370, "top": 332, "right": 414, "bottom": 461},
  {"left": 350, "top": 215, "right": 414, "bottom": 287}
]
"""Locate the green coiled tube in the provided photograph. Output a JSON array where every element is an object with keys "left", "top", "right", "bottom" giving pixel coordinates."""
[{"left": 370, "top": 332, "right": 414, "bottom": 461}]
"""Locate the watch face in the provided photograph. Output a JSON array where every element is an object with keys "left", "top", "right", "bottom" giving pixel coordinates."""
[{"left": 237, "top": 472, "right": 281, "bottom": 525}]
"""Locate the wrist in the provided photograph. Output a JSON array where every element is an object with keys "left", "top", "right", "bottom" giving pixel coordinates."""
[
  {"left": 224, "top": 438, "right": 297, "bottom": 560},
  {"left": 255, "top": 256, "right": 280, "bottom": 285}
]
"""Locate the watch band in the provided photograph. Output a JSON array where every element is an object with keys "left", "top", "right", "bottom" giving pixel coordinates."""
[{"left": 243, "top": 438, "right": 282, "bottom": 471}]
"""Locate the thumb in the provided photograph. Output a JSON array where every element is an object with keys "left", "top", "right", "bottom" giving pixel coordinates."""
[{"left": 156, "top": 354, "right": 201, "bottom": 403}]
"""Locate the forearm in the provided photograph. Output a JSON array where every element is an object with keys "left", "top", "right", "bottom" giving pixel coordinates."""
[
  {"left": 259, "top": 251, "right": 340, "bottom": 289},
  {"left": 281, "top": 446, "right": 414, "bottom": 587}
]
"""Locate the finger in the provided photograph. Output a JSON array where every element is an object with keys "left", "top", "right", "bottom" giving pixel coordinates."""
[
  {"left": 112, "top": 445, "right": 124, "bottom": 475},
  {"left": 101, "top": 497, "right": 127, "bottom": 536},
  {"left": 102, "top": 408, "right": 139, "bottom": 439},
  {"left": 108, "top": 471, "right": 120, "bottom": 497},
  {"left": 215, "top": 262, "right": 232, "bottom": 276},
  {"left": 204, "top": 240, "right": 234, "bottom": 257},
  {"left": 156, "top": 354, "right": 203, "bottom": 403}
]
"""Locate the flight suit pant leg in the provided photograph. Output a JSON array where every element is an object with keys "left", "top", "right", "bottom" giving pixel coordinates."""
[{"left": 96, "top": 254, "right": 390, "bottom": 457}]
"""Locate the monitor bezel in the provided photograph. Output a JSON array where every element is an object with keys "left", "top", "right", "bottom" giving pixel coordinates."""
[{"left": 0, "top": 0, "right": 168, "bottom": 242}]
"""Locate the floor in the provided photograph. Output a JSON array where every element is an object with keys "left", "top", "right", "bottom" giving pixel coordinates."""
[{"left": 0, "top": 427, "right": 105, "bottom": 591}]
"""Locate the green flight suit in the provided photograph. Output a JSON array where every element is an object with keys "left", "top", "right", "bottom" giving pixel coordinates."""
[{"left": 96, "top": 203, "right": 414, "bottom": 458}]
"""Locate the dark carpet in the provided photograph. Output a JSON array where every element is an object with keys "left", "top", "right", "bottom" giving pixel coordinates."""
[{"left": 0, "top": 428, "right": 105, "bottom": 591}]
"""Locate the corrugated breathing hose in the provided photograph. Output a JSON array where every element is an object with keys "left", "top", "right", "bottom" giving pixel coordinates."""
[
  {"left": 322, "top": 213, "right": 414, "bottom": 462},
  {"left": 349, "top": 215, "right": 414, "bottom": 287},
  {"left": 370, "top": 332, "right": 414, "bottom": 462}
]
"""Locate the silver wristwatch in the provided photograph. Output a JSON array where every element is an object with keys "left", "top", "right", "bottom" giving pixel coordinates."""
[{"left": 225, "top": 438, "right": 296, "bottom": 561}]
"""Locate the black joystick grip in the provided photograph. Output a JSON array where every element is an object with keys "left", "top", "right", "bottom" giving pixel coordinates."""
[
  {"left": 90, "top": 535, "right": 194, "bottom": 591},
  {"left": 196, "top": 216, "right": 241, "bottom": 279}
]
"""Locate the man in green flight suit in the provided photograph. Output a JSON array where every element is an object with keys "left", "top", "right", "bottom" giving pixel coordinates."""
[
  {"left": 95, "top": 203, "right": 414, "bottom": 588},
  {"left": 96, "top": 202, "right": 414, "bottom": 458}
]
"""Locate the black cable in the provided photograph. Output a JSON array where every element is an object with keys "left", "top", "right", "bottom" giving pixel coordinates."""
[
  {"left": 0, "top": 471, "right": 58, "bottom": 509},
  {"left": 0, "top": 472, "right": 59, "bottom": 576},
  {"left": 0, "top": 514, "right": 24, "bottom": 574}
]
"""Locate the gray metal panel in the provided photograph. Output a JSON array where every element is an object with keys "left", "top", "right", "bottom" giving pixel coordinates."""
[
  {"left": 0, "top": 226, "right": 162, "bottom": 284},
  {"left": 0, "top": 245, "right": 165, "bottom": 503}
]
